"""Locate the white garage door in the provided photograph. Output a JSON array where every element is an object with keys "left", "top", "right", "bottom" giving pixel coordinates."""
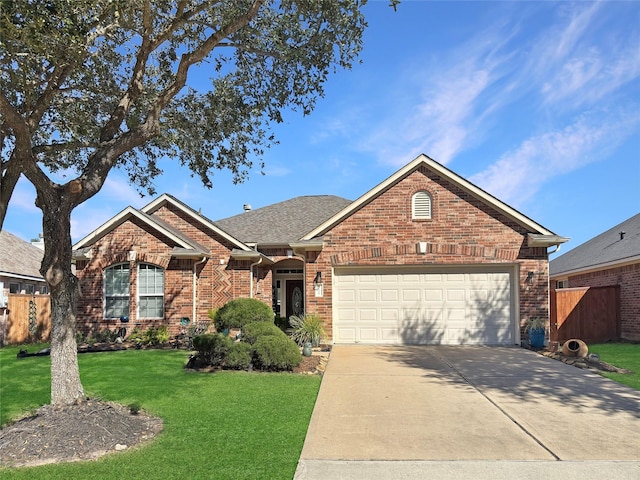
[{"left": 333, "top": 267, "right": 515, "bottom": 345}]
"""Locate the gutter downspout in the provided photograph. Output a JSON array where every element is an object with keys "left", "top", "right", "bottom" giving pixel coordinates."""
[
  {"left": 193, "top": 257, "right": 207, "bottom": 322},
  {"left": 250, "top": 258, "right": 263, "bottom": 298}
]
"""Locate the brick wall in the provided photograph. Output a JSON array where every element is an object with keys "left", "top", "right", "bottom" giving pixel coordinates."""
[
  {"left": 75, "top": 208, "right": 239, "bottom": 337},
  {"left": 568, "top": 262, "right": 640, "bottom": 340},
  {"left": 305, "top": 167, "right": 549, "bottom": 340}
]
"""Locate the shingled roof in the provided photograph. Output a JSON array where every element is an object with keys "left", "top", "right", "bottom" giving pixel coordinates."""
[
  {"left": 0, "top": 230, "right": 45, "bottom": 280},
  {"left": 550, "top": 213, "right": 640, "bottom": 276},
  {"left": 214, "top": 195, "right": 352, "bottom": 245}
]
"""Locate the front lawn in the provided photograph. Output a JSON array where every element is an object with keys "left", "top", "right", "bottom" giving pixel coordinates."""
[
  {"left": 589, "top": 342, "right": 640, "bottom": 391},
  {"left": 0, "top": 344, "right": 321, "bottom": 479}
]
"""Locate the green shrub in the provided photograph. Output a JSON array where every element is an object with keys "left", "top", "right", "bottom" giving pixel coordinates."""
[
  {"left": 253, "top": 335, "right": 302, "bottom": 371},
  {"left": 226, "top": 342, "right": 252, "bottom": 370},
  {"left": 192, "top": 333, "right": 233, "bottom": 366},
  {"left": 94, "top": 328, "right": 118, "bottom": 343},
  {"left": 274, "top": 316, "right": 290, "bottom": 332},
  {"left": 127, "top": 327, "right": 145, "bottom": 343},
  {"left": 289, "top": 313, "right": 326, "bottom": 346},
  {"left": 143, "top": 325, "right": 170, "bottom": 345},
  {"left": 242, "top": 321, "right": 285, "bottom": 345},
  {"left": 213, "top": 298, "right": 273, "bottom": 331}
]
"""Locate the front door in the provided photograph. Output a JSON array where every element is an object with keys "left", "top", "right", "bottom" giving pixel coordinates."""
[{"left": 286, "top": 280, "right": 304, "bottom": 319}]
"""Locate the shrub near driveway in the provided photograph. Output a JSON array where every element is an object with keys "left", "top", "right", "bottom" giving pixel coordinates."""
[{"left": 0, "top": 345, "right": 321, "bottom": 479}]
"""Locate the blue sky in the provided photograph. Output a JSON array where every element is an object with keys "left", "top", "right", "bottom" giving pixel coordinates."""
[{"left": 5, "top": 1, "right": 640, "bottom": 257}]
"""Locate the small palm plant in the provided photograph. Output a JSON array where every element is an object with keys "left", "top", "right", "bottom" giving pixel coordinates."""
[{"left": 288, "top": 313, "right": 326, "bottom": 347}]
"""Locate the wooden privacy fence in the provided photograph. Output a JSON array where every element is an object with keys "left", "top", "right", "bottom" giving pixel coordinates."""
[
  {"left": 1, "top": 294, "right": 51, "bottom": 345},
  {"left": 550, "top": 286, "right": 620, "bottom": 345}
]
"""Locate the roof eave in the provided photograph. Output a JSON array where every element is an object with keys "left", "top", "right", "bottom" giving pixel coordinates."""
[
  {"left": 170, "top": 248, "right": 211, "bottom": 259},
  {"left": 527, "top": 233, "right": 571, "bottom": 248},
  {"left": 289, "top": 239, "right": 324, "bottom": 256},
  {"left": 229, "top": 250, "right": 275, "bottom": 265},
  {"left": 550, "top": 254, "right": 640, "bottom": 279}
]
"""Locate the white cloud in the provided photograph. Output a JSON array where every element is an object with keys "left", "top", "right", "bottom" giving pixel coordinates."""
[
  {"left": 361, "top": 44, "right": 510, "bottom": 167},
  {"left": 263, "top": 164, "right": 291, "bottom": 177},
  {"left": 470, "top": 110, "right": 640, "bottom": 207}
]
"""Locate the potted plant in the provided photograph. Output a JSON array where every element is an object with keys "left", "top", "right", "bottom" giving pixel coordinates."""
[
  {"left": 288, "top": 313, "right": 326, "bottom": 351},
  {"left": 525, "top": 317, "right": 546, "bottom": 349}
]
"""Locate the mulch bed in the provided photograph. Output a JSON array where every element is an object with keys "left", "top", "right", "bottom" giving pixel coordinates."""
[{"left": 0, "top": 400, "right": 163, "bottom": 468}]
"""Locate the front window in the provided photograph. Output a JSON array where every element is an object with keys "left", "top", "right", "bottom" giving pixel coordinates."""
[
  {"left": 138, "top": 263, "right": 164, "bottom": 318},
  {"left": 104, "top": 263, "right": 130, "bottom": 318}
]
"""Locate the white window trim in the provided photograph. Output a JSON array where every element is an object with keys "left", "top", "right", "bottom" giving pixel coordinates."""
[
  {"left": 104, "top": 263, "right": 130, "bottom": 319},
  {"left": 137, "top": 263, "right": 165, "bottom": 319}
]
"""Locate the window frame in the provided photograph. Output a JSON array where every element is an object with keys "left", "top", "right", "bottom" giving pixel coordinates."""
[
  {"left": 137, "top": 263, "right": 165, "bottom": 319},
  {"left": 103, "top": 263, "right": 130, "bottom": 319},
  {"left": 412, "top": 190, "right": 433, "bottom": 220}
]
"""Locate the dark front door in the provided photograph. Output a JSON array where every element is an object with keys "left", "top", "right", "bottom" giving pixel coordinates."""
[{"left": 286, "top": 280, "right": 304, "bottom": 319}]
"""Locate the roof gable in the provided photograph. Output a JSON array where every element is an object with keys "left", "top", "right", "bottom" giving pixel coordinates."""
[
  {"left": 141, "top": 194, "right": 250, "bottom": 251},
  {"left": 72, "top": 206, "right": 208, "bottom": 256},
  {"left": 303, "top": 154, "right": 564, "bottom": 242},
  {"left": 550, "top": 213, "right": 640, "bottom": 276},
  {"left": 0, "top": 231, "right": 45, "bottom": 281}
]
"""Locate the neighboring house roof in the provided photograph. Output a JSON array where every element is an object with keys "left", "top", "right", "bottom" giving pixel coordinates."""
[
  {"left": 215, "top": 195, "right": 352, "bottom": 245},
  {"left": 140, "top": 194, "right": 250, "bottom": 251},
  {"left": 302, "top": 154, "right": 568, "bottom": 247},
  {"left": 550, "top": 213, "right": 640, "bottom": 277},
  {"left": 73, "top": 207, "right": 211, "bottom": 258},
  {"left": 0, "top": 230, "right": 45, "bottom": 281}
]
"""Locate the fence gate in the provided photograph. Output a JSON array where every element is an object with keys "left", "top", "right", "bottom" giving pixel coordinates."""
[
  {"left": 2, "top": 294, "right": 51, "bottom": 345},
  {"left": 550, "top": 286, "right": 620, "bottom": 345}
]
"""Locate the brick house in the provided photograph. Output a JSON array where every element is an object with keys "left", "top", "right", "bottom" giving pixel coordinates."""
[
  {"left": 0, "top": 230, "right": 49, "bottom": 307},
  {"left": 73, "top": 155, "right": 567, "bottom": 344},
  {"left": 550, "top": 213, "right": 640, "bottom": 341}
]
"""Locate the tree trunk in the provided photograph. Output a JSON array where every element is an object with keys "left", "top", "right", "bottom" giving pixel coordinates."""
[{"left": 40, "top": 195, "right": 85, "bottom": 406}]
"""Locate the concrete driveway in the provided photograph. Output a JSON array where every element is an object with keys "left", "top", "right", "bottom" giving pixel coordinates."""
[{"left": 295, "top": 345, "right": 640, "bottom": 479}]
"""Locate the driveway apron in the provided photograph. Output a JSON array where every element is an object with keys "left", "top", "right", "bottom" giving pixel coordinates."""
[{"left": 297, "top": 345, "right": 640, "bottom": 464}]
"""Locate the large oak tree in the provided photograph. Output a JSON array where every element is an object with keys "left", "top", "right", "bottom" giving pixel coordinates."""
[{"left": 0, "top": 0, "right": 367, "bottom": 406}]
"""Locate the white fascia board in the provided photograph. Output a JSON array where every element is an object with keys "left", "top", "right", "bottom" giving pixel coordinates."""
[
  {"left": 141, "top": 194, "right": 251, "bottom": 251},
  {"left": 303, "top": 154, "right": 557, "bottom": 240},
  {"left": 0, "top": 271, "right": 46, "bottom": 282},
  {"left": 550, "top": 255, "right": 640, "bottom": 279},
  {"left": 72, "top": 207, "right": 192, "bottom": 250},
  {"left": 527, "top": 233, "right": 571, "bottom": 247}
]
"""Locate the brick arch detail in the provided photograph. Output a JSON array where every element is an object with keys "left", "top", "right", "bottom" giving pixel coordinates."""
[
  {"left": 93, "top": 253, "right": 129, "bottom": 271},
  {"left": 136, "top": 253, "right": 171, "bottom": 269},
  {"left": 329, "top": 242, "right": 519, "bottom": 266}
]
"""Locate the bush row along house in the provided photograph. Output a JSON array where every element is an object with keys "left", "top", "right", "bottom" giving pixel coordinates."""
[{"left": 73, "top": 155, "right": 568, "bottom": 345}]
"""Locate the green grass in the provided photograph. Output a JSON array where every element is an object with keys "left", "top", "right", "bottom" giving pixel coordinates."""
[
  {"left": 589, "top": 342, "right": 640, "bottom": 391},
  {"left": 0, "top": 344, "right": 321, "bottom": 479}
]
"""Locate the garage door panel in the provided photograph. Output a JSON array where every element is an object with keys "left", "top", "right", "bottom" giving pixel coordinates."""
[
  {"left": 359, "top": 328, "right": 379, "bottom": 341},
  {"left": 402, "top": 289, "right": 421, "bottom": 301},
  {"left": 358, "top": 289, "right": 377, "bottom": 302},
  {"left": 360, "top": 309, "right": 378, "bottom": 321},
  {"left": 333, "top": 268, "right": 514, "bottom": 345},
  {"left": 425, "top": 289, "right": 444, "bottom": 301},
  {"left": 380, "top": 289, "right": 398, "bottom": 302},
  {"left": 337, "top": 327, "right": 356, "bottom": 341}
]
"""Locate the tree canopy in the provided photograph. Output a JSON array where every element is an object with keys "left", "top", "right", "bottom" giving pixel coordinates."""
[
  {"left": 0, "top": 0, "right": 367, "bottom": 227},
  {"left": 0, "top": 0, "right": 367, "bottom": 406}
]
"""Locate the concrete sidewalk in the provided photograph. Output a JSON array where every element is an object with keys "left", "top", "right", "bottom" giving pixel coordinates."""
[{"left": 295, "top": 345, "right": 640, "bottom": 479}]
